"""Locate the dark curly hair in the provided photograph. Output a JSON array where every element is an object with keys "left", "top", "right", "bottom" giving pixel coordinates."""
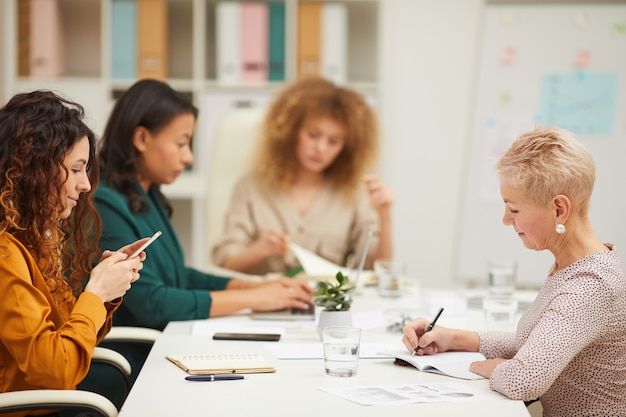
[
  {"left": 98, "top": 79, "right": 198, "bottom": 216},
  {"left": 0, "top": 90, "right": 101, "bottom": 300}
]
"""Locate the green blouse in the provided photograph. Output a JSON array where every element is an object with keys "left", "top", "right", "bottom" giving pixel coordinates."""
[{"left": 95, "top": 183, "right": 230, "bottom": 330}]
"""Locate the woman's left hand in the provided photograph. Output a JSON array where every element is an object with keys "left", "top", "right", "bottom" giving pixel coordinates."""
[
  {"left": 363, "top": 174, "right": 393, "bottom": 215},
  {"left": 469, "top": 358, "right": 506, "bottom": 378},
  {"left": 100, "top": 238, "right": 150, "bottom": 262}
]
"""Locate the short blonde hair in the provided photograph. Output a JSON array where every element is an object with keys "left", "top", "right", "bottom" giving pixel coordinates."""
[
  {"left": 253, "top": 77, "right": 379, "bottom": 198},
  {"left": 496, "top": 126, "right": 595, "bottom": 213}
]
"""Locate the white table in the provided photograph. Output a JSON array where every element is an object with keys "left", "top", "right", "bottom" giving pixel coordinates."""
[{"left": 119, "top": 287, "right": 533, "bottom": 416}]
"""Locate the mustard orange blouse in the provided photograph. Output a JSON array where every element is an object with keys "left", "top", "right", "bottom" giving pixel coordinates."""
[{"left": 0, "top": 233, "right": 119, "bottom": 401}]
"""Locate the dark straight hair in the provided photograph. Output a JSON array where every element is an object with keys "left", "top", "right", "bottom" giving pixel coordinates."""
[{"left": 98, "top": 79, "right": 198, "bottom": 215}]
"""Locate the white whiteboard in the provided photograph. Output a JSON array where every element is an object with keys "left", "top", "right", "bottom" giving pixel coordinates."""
[{"left": 456, "top": 2, "right": 626, "bottom": 288}]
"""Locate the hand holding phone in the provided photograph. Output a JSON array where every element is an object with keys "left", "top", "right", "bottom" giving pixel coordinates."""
[{"left": 130, "top": 231, "right": 162, "bottom": 258}]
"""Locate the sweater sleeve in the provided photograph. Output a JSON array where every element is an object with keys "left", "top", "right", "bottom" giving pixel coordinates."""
[
  {"left": 211, "top": 175, "right": 257, "bottom": 266},
  {"left": 486, "top": 276, "right": 610, "bottom": 401},
  {"left": 0, "top": 241, "right": 107, "bottom": 389}
]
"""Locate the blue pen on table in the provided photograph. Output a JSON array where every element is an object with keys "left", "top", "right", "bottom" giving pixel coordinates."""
[
  {"left": 185, "top": 374, "right": 245, "bottom": 382},
  {"left": 412, "top": 307, "right": 444, "bottom": 356}
]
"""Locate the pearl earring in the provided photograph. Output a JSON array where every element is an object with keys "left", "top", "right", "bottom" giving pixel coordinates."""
[{"left": 555, "top": 223, "right": 566, "bottom": 234}]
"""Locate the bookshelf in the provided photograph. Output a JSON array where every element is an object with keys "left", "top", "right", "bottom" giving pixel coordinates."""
[{"left": 0, "top": 0, "right": 381, "bottom": 270}]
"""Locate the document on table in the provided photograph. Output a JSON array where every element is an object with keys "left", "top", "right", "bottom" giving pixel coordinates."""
[
  {"left": 289, "top": 243, "right": 346, "bottom": 276},
  {"left": 289, "top": 243, "right": 374, "bottom": 285},
  {"left": 263, "top": 342, "right": 395, "bottom": 359},
  {"left": 319, "top": 382, "right": 506, "bottom": 406}
]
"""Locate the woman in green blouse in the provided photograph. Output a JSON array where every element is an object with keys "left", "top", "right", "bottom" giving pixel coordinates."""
[{"left": 95, "top": 79, "right": 313, "bottom": 332}]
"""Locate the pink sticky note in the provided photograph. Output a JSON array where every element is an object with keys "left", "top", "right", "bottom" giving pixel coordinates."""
[
  {"left": 574, "top": 49, "right": 590, "bottom": 69},
  {"left": 501, "top": 46, "right": 517, "bottom": 65}
]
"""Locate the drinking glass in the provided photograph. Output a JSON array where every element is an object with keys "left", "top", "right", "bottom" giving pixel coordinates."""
[
  {"left": 322, "top": 326, "right": 361, "bottom": 377},
  {"left": 374, "top": 259, "right": 406, "bottom": 298},
  {"left": 487, "top": 259, "right": 517, "bottom": 296}
]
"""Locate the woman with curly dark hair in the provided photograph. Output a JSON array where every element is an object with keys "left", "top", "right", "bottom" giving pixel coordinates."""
[
  {"left": 0, "top": 90, "right": 145, "bottom": 412},
  {"left": 212, "top": 77, "right": 394, "bottom": 275}
]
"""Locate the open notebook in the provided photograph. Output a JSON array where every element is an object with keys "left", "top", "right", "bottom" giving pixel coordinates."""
[{"left": 383, "top": 349, "right": 486, "bottom": 380}]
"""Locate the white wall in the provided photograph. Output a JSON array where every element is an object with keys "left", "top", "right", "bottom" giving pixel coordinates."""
[
  {"left": 379, "top": 0, "right": 485, "bottom": 288},
  {"left": 0, "top": 3, "right": 5, "bottom": 101}
]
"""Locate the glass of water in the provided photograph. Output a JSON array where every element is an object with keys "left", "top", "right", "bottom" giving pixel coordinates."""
[
  {"left": 374, "top": 259, "right": 406, "bottom": 298},
  {"left": 322, "top": 326, "right": 361, "bottom": 377},
  {"left": 483, "top": 296, "right": 519, "bottom": 330},
  {"left": 487, "top": 259, "right": 517, "bottom": 296}
]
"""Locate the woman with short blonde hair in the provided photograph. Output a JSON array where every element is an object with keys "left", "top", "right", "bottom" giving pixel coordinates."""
[{"left": 402, "top": 126, "right": 626, "bottom": 416}]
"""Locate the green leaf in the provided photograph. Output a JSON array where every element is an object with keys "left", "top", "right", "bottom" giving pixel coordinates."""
[{"left": 312, "top": 271, "right": 354, "bottom": 311}]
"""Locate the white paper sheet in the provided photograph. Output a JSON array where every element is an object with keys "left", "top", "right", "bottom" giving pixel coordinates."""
[
  {"left": 319, "top": 382, "right": 507, "bottom": 406},
  {"left": 289, "top": 243, "right": 374, "bottom": 286},
  {"left": 289, "top": 243, "right": 348, "bottom": 276}
]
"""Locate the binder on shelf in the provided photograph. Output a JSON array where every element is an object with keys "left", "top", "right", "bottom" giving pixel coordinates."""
[
  {"left": 137, "top": 0, "right": 168, "bottom": 80},
  {"left": 30, "top": 0, "right": 66, "bottom": 77},
  {"left": 216, "top": 2, "right": 241, "bottom": 85},
  {"left": 321, "top": 3, "right": 347, "bottom": 85},
  {"left": 17, "top": 0, "right": 30, "bottom": 76},
  {"left": 240, "top": 3, "right": 268, "bottom": 84},
  {"left": 111, "top": 0, "right": 137, "bottom": 79},
  {"left": 267, "top": 2, "right": 285, "bottom": 81},
  {"left": 297, "top": 2, "right": 322, "bottom": 78}
]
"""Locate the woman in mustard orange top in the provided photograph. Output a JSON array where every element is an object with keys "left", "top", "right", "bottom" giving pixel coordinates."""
[{"left": 0, "top": 91, "right": 147, "bottom": 414}]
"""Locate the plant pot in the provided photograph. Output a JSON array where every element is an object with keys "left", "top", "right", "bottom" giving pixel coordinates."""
[{"left": 317, "top": 310, "right": 352, "bottom": 339}]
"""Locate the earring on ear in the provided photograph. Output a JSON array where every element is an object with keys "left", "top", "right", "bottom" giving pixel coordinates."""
[{"left": 555, "top": 223, "right": 566, "bottom": 234}]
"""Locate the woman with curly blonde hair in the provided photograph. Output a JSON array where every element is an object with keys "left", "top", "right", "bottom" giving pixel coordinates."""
[
  {"left": 213, "top": 77, "right": 394, "bottom": 275},
  {"left": 0, "top": 90, "right": 146, "bottom": 413}
]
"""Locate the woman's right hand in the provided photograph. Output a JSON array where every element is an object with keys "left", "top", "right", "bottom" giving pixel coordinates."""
[
  {"left": 247, "top": 279, "right": 313, "bottom": 312},
  {"left": 402, "top": 317, "right": 480, "bottom": 356},
  {"left": 252, "top": 228, "right": 290, "bottom": 257},
  {"left": 402, "top": 317, "right": 454, "bottom": 355},
  {"left": 84, "top": 250, "right": 144, "bottom": 303}
]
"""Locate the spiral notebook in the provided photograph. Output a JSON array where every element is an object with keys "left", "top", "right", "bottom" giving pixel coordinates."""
[{"left": 166, "top": 353, "right": 276, "bottom": 375}]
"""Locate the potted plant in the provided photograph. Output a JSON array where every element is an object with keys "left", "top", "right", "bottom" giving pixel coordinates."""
[{"left": 313, "top": 271, "right": 355, "bottom": 337}]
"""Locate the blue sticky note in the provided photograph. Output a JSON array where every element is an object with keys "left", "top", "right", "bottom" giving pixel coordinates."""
[{"left": 538, "top": 72, "right": 619, "bottom": 137}]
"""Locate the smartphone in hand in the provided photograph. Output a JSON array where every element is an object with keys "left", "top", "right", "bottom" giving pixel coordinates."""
[{"left": 130, "top": 231, "right": 162, "bottom": 258}]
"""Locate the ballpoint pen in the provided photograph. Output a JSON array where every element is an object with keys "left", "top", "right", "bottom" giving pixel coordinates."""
[
  {"left": 185, "top": 375, "right": 245, "bottom": 382},
  {"left": 412, "top": 307, "right": 444, "bottom": 356}
]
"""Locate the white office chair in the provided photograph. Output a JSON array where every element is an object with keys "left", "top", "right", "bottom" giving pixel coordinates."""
[
  {"left": 98, "top": 326, "right": 163, "bottom": 389},
  {"left": 103, "top": 326, "right": 162, "bottom": 345},
  {"left": 0, "top": 347, "right": 130, "bottom": 417},
  {"left": 205, "top": 107, "right": 266, "bottom": 269},
  {"left": 0, "top": 390, "right": 118, "bottom": 417}
]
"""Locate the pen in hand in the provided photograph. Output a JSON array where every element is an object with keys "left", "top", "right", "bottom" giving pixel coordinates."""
[
  {"left": 185, "top": 375, "right": 245, "bottom": 382},
  {"left": 412, "top": 307, "right": 444, "bottom": 356}
]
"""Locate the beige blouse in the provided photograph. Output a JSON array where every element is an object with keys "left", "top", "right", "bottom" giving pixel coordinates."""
[
  {"left": 478, "top": 245, "right": 626, "bottom": 417},
  {"left": 212, "top": 172, "right": 380, "bottom": 275}
]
